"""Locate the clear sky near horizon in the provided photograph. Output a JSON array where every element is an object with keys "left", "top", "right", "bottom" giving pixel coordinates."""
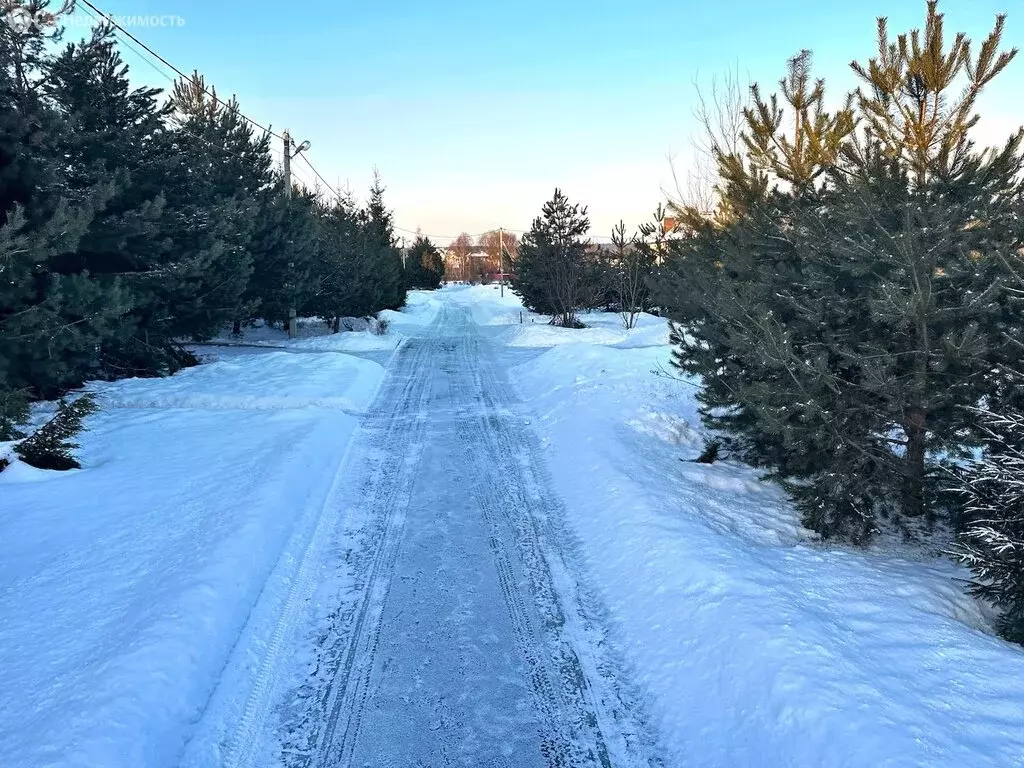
[{"left": 66, "top": 0, "right": 1024, "bottom": 243}]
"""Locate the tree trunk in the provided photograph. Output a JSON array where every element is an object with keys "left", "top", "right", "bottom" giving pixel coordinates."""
[
  {"left": 332, "top": 316, "right": 340, "bottom": 334},
  {"left": 231, "top": 320, "right": 241, "bottom": 336},
  {"left": 903, "top": 407, "right": 928, "bottom": 520}
]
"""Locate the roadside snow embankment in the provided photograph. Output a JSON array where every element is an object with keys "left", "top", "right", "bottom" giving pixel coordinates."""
[
  {"left": 92, "top": 350, "right": 380, "bottom": 413},
  {"left": 493, "top": 293, "right": 1024, "bottom": 767},
  {"left": 208, "top": 290, "right": 443, "bottom": 355},
  {"left": 0, "top": 341, "right": 387, "bottom": 767}
]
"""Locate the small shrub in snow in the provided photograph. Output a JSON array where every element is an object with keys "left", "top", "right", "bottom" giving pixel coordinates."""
[
  {"left": 694, "top": 440, "right": 721, "bottom": 464},
  {"left": 14, "top": 394, "right": 97, "bottom": 471},
  {"left": 373, "top": 317, "right": 390, "bottom": 335},
  {"left": 956, "top": 408, "right": 1024, "bottom": 644}
]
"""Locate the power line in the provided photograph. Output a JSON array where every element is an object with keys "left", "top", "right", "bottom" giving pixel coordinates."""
[
  {"left": 296, "top": 152, "right": 342, "bottom": 200},
  {"left": 79, "top": 0, "right": 286, "bottom": 142},
  {"left": 77, "top": 1, "right": 333, "bottom": 198},
  {"left": 64, "top": 3, "right": 284, "bottom": 176}
]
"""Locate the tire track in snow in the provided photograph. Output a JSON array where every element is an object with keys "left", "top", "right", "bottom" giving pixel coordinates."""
[
  {"left": 208, "top": 329, "right": 429, "bottom": 768},
  {"left": 312, "top": 336, "right": 436, "bottom": 766},
  {"left": 265, "top": 301, "right": 663, "bottom": 768},
  {"left": 458, "top": 322, "right": 664, "bottom": 768}
]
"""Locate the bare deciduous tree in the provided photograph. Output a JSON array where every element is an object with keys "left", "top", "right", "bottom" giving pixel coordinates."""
[
  {"left": 446, "top": 232, "right": 475, "bottom": 281},
  {"left": 666, "top": 65, "right": 750, "bottom": 226},
  {"left": 478, "top": 229, "right": 519, "bottom": 277}
]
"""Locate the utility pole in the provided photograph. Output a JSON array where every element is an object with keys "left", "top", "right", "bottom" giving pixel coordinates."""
[
  {"left": 282, "top": 130, "right": 292, "bottom": 200},
  {"left": 499, "top": 227, "right": 504, "bottom": 298},
  {"left": 401, "top": 236, "right": 406, "bottom": 270},
  {"left": 282, "top": 129, "right": 311, "bottom": 336}
]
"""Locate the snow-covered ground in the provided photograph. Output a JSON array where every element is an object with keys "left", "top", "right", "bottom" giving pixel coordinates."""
[
  {"left": 0, "top": 295, "right": 440, "bottom": 768},
  {"left": 443, "top": 284, "right": 1024, "bottom": 768},
  {"left": 3, "top": 285, "right": 1022, "bottom": 767}
]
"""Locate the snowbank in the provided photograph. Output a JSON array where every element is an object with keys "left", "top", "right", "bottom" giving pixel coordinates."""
[
  {"left": 88, "top": 350, "right": 382, "bottom": 413},
  {"left": 0, "top": 348, "right": 387, "bottom": 767},
  {"left": 442, "top": 282, "right": 671, "bottom": 348},
  {"left": 487, "top": 293, "right": 1024, "bottom": 767},
  {"left": 206, "top": 289, "right": 444, "bottom": 355},
  {"left": 380, "top": 288, "right": 443, "bottom": 328}
]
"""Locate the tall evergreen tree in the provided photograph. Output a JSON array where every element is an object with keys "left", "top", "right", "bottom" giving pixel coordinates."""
[
  {"left": 44, "top": 25, "right": 180, "bottom": 379},
  {"left": 128, "top": 74, "right": 269, "bottom": 352},
  {"left": 303, "top": 194, "right": 361, "bottom": 329},
  {"left": 0, "top": 15, "right": 127, "bottom": 399},
  {"left": 243, "top": 184, "right": 321, "bottom": 329},
  {"left": 361, "top": 171, "right": 406, "bottom": 311}
]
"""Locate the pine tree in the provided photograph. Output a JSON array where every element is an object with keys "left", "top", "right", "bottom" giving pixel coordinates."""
[
  {"left": 654, "top": 2, "right": 1024, "bottom": 540},
  {"left": 44, "top": 25, "right": 181, "bottom": 379},
  {"left": 513, "top": 188, "right": 596, "bottom": 328},
  {"left": 243, "top": 184, "right": 321, "bottom": 329},
  {"left": 0, "top": 17, "right": 128, "bottom": 399},
  {"left": 303, "top": 194, "right": 361, "bottom": 328},
  {"left": 123, "top": 73, "right": 269, "bottom": 354},
  {"left": 613, "top": 208, "right": 659, "bottom": 329}
]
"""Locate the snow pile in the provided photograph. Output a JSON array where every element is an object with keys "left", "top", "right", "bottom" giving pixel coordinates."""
[
  {"left": 441, "top": 282, "right": 671, "bottom": 347},
  {"left": 488, "top": 292, "right": 1024, "bottom": 767},
  {"left": 441, "top": 282, "right": 526, "bottom": 326},
  {"left": 0, "top": 347, "right": 387, "bottom": 767},
  {"left": 498, "top": 312, "right": 669, "bottom": 349},
  {"left": 381, "top": 288, "right": 443, "bottom": 329}
]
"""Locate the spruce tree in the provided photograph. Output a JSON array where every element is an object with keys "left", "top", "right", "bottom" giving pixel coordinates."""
[
  {"left": 405, "top": 235, "right": 443, "bottom": 290},
  {"left": 957, "top": 402, "right": 1024, "bottom": 643},
  {"left": 362, "top": 172, "right": 406, "bottom": 312}
]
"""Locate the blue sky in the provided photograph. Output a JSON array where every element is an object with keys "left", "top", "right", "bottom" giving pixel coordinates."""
[{"left": 67, "top": 0, "right": 1023, "bottom": 241}]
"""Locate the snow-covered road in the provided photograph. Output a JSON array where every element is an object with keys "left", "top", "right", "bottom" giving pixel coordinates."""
[{"left": 187, "top": 300, "right": 661, "bottom": 768}]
